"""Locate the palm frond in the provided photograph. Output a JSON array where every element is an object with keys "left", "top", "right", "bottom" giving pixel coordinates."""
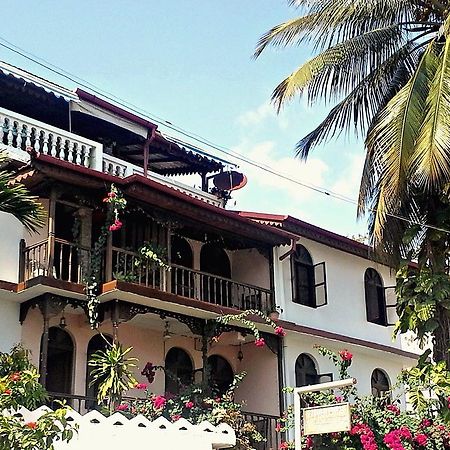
[
  {"left": 255, "top": 0, "right": 413, "bottom": 57},
  {"left": 271, "top": 25, "right": 405, "bottom": 111},
  {"left": 0, "top": 153, "right": 44, "bottom": 232},
  {"left": 412, "top": 39, "right": 450, "bottom": 191},
  {"left": 360, "top": 43, "right": 438, "bottom": 244},
  {"left": 295, "top": 44, "right": 416, "bottom": 159}
]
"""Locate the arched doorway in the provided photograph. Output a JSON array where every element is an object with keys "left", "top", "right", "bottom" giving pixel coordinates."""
[
  {"left": 200, "top": 243, "right": 231, "bottom": 306},
  {"left": 171, "top": 236, "right": 194, "bottom": 297},
  {"left": 295, "top": 353, "right": 318, "bottom": 387},
  {"left": 164, "top": 347, "right": 194, "bottom": 395},
  {"left": 42, "top": 327, "right": 74, "bottom": 394},
  {"left": 207, "top": 355, "right": 234, "bottom": 395},
  {"left": 86, "top": 334, "right": 113, "bottom": 409},
  {"left": 371, "top": 368, "right": 390, "bottom": 398}
]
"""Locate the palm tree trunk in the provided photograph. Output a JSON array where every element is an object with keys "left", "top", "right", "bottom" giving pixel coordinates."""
[
  {"left": 427, "top": 196, "right": 450, "bottom": 367},
  {"left": 433, "top": 304, "right": 450, "bottom": 367}
]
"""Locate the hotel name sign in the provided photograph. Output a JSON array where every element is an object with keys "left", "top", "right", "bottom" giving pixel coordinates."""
[{"left": 303, "top": 403, "right": 351, "bottom": 436}]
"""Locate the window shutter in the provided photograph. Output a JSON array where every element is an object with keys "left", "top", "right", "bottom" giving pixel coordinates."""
[
  {"left": 384, "top": 286, "right": 398, "bottom": 326},
  {"left": 314, "top": 261, "right": 327, "bottom": 307}
]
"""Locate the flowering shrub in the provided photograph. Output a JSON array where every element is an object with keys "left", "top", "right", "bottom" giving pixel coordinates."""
[
  {"left": 116, "top": 372, "right": 263, "bottom": 450},
  {"left": 0, "top": 345, "right": 75, "bottom": 449},
  {"left": 277, "top": 347, "right": 450, "bottom": 450}
]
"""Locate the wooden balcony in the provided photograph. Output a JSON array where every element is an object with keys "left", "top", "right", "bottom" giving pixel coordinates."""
[{"left": 20, "top": 241, "right": 275, "bottom": 312}]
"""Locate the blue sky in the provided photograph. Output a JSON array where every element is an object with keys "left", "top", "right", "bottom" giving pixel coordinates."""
[{"left": 1, "top": 0, "right": 366, "bottom": 236}]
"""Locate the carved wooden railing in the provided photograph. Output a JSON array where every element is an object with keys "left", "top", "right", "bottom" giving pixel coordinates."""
[
  {"left": 111, "top": 246, "right": 166, "bottom": 289},
  {"left": 21, "top": 238, "right": 90, "bottom": 284},
  {"left": 20, "top": 242, "right": 274, "bottom": 312},
  {"left": 243, "top": 412, "right": 281, "bottom": 450},
  {"left": 0, "top": 106, "right": 99, "bottom": 167},
  {"left": 171, "top": 264, "right": 274, "bottom": 311}
]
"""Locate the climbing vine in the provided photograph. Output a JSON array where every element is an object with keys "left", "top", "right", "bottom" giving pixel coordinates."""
[
  {"left": 215, "top": 309, "right": 286, "bottom": 347},
  {"left": 85, "top": 184, "right": 126, "bottom": 329}
]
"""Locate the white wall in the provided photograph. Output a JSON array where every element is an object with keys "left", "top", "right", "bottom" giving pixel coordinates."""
[
  {"left": 275, "top": 238, "right": 400, "bottom": 348},
  {"left": 0, "top": 298, "right": 21, "bottom": 352},
  {"left": 0, "top": 212, "right": 24, "bottom": 283},
  {"left": 283, "top": 333, "right": 414, "bottom": 402}
]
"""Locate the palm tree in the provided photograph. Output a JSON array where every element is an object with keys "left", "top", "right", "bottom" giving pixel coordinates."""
[
  {"left": 0, "top": 152, "right": 44, "bottom": 232},
  {"left": 255, "top": 1, "right": 450, "bottom": 364}
]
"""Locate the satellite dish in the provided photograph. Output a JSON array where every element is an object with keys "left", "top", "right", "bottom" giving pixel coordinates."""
[{"left": 213, "top": 171, "right": 247, "bottom": 191}]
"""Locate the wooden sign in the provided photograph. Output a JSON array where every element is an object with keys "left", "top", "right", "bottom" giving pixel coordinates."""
[{"left": 303, "top": 403, "right": 351, "bottom": 435}]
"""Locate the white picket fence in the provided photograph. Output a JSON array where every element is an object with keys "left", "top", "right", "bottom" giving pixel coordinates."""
[{"left": 13, "top": 406, "right": 236, "bottom": 450}]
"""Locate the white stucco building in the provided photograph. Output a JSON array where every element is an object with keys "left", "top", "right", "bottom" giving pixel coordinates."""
[{"left": 0, "top": 61, "right": 418, "bottom": 449}]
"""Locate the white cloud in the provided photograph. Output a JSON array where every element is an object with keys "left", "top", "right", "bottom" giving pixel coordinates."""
[
  {"left": 330, "top": 152, "right": 365, "bottom": 200},
  {"left": 236, "top": 102, "right": 289, "bottom": 130},
  {"left": 231, "top": 139, "right": 329, "bottom": 212}
]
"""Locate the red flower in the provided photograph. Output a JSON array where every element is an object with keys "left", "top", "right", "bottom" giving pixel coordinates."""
[
  {"left": 10, "top": 372, "right": 21, "bottom": 382},
  {"left": 254, "top": 337, "right": 265, "bottom": 347},
  {"left": 215, "top": 397, "right": 221, "bottom": 403},
  {"left": 108, "top": 192, "right": 117, "bottom": 199},
  {"left": 135, "top": 383, "right": 147, "bottom": 390},
  {"left": 185, "top": 401, "right": 194, "bottom": 409},
  {"left": 171, "top": 414, "right": 181, "bottom": 422},
  {"left": 152, "top": 395, "right": 167, "bottom": 409},
  {"left": 279, "top": 442, "right": 289, "bottom": 449},
  {"left": 3, "top": 389, "right": 11, "bottom": 395},
  {"left": 421, "top": 419, "right": 432, "bottom": 428},
  {"left": 275, "top": 326, "right": 286, "bottom": 337},
  {"left": 109, "top": 219, "right": 123, "bottom": 232},
  {"left": 386, "top": 404, "right": 400, "bottom": 415},
  {"left": 334, "top": 395, "right": 343, "bottom": 403},
  {"left": 339, "top": 350, "right": 353, "bottom": 361},
  {"left": 305, "top": 436, "right": 313, "bottom": 449},
  {"left": 116, "top": 403, "right": 128, "bottom": 411},
  {"left": 275, "top": 422, "right": 282, "bottom": 432},
  {"left": 25, "top": 422, "right": 37, "bottom": 429},
  {"left": 415, "top": 434, "right": 428, "bottom": 447}
]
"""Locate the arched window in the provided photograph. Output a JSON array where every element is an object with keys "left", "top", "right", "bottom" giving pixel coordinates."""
[
  {"left": 295, "top": 353, "right": 318, "bottom": 387},
  {"left": 200, "top": 243, "right": 231, "bottom": 277},
  {"left": 165, "top": 347, "right": 193, "bottom": 395},
  {"left": 171, "top": 236, "right": 194, "bottom": 297},
  {"left": 371, "top": 369, "right": 390, "bottom": 397},
  {"left": 86, "top": 334, "right": 112, "bottom": 408},
  {"left": 292, "top": 245, "right": 315, "bottom": 307},
  {"left": 208, "top": 355, "right": 234, "bottom": 395},
  {"left": 200, "top": 243, "right": 231, "bottom": 306},
  {"left": 171, "top": 236, "right": 193, "bottom": 268},
  {"left": 41, "top": 327, "right": 74, "bottom": 394},
  {"left": 364, "top": 269, "right": 387, "bottom": 325}
]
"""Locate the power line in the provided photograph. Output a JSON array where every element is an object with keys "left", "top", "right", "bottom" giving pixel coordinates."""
[{"left": 0, "top": 37, "right": 450, "bottom": 236}]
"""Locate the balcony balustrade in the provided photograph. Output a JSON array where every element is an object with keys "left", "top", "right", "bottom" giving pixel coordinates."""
[
  {"left": 20, "top": 242, "right": 275, "bottom": 312},
  {"left": 0, "top": 106, "right": 222, "bottom": 207},
  {"left": 0, "top": 106, "right": 98, "bottom": 167}
]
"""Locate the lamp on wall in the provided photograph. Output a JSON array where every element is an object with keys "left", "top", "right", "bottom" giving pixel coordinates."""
[
  {"left": 163, "top": 321, "right": 171, "bottom": 340},
  {"left": 237, "top": 344, "right": 244, "bottom": 362},
  {"left": 59, "top": 310, "right": 67, "bottom": 329}
]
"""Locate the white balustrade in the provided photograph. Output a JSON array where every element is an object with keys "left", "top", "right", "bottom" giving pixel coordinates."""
[
  {"left": 0, "top": 106, "right": 223, "bottom": 208},
  {"left": 12, "top": 406, "right": 236, "bottom": 450},
  {"left": 0, "top": 107, "right": 99, "bottom": 169}
]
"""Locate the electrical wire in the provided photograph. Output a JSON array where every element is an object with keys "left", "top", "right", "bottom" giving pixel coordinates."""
[{"left": 1, "top": 37, "right": 450, "bottom": 236}]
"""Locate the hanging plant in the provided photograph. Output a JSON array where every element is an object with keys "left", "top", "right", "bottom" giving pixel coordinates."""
[
  {"left": 85, "top": 184, "right": 127, "bottom": 329},
  {"left": 135, "top": 242, "right": 170, "bottom": 271},
  {"left": 215, "top": 309, "right": 285, "bottom": 347}
]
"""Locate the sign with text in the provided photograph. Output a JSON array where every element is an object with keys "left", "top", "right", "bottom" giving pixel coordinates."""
[{"left": 303, "top": 403, "right": 351, "bottom": 435}]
